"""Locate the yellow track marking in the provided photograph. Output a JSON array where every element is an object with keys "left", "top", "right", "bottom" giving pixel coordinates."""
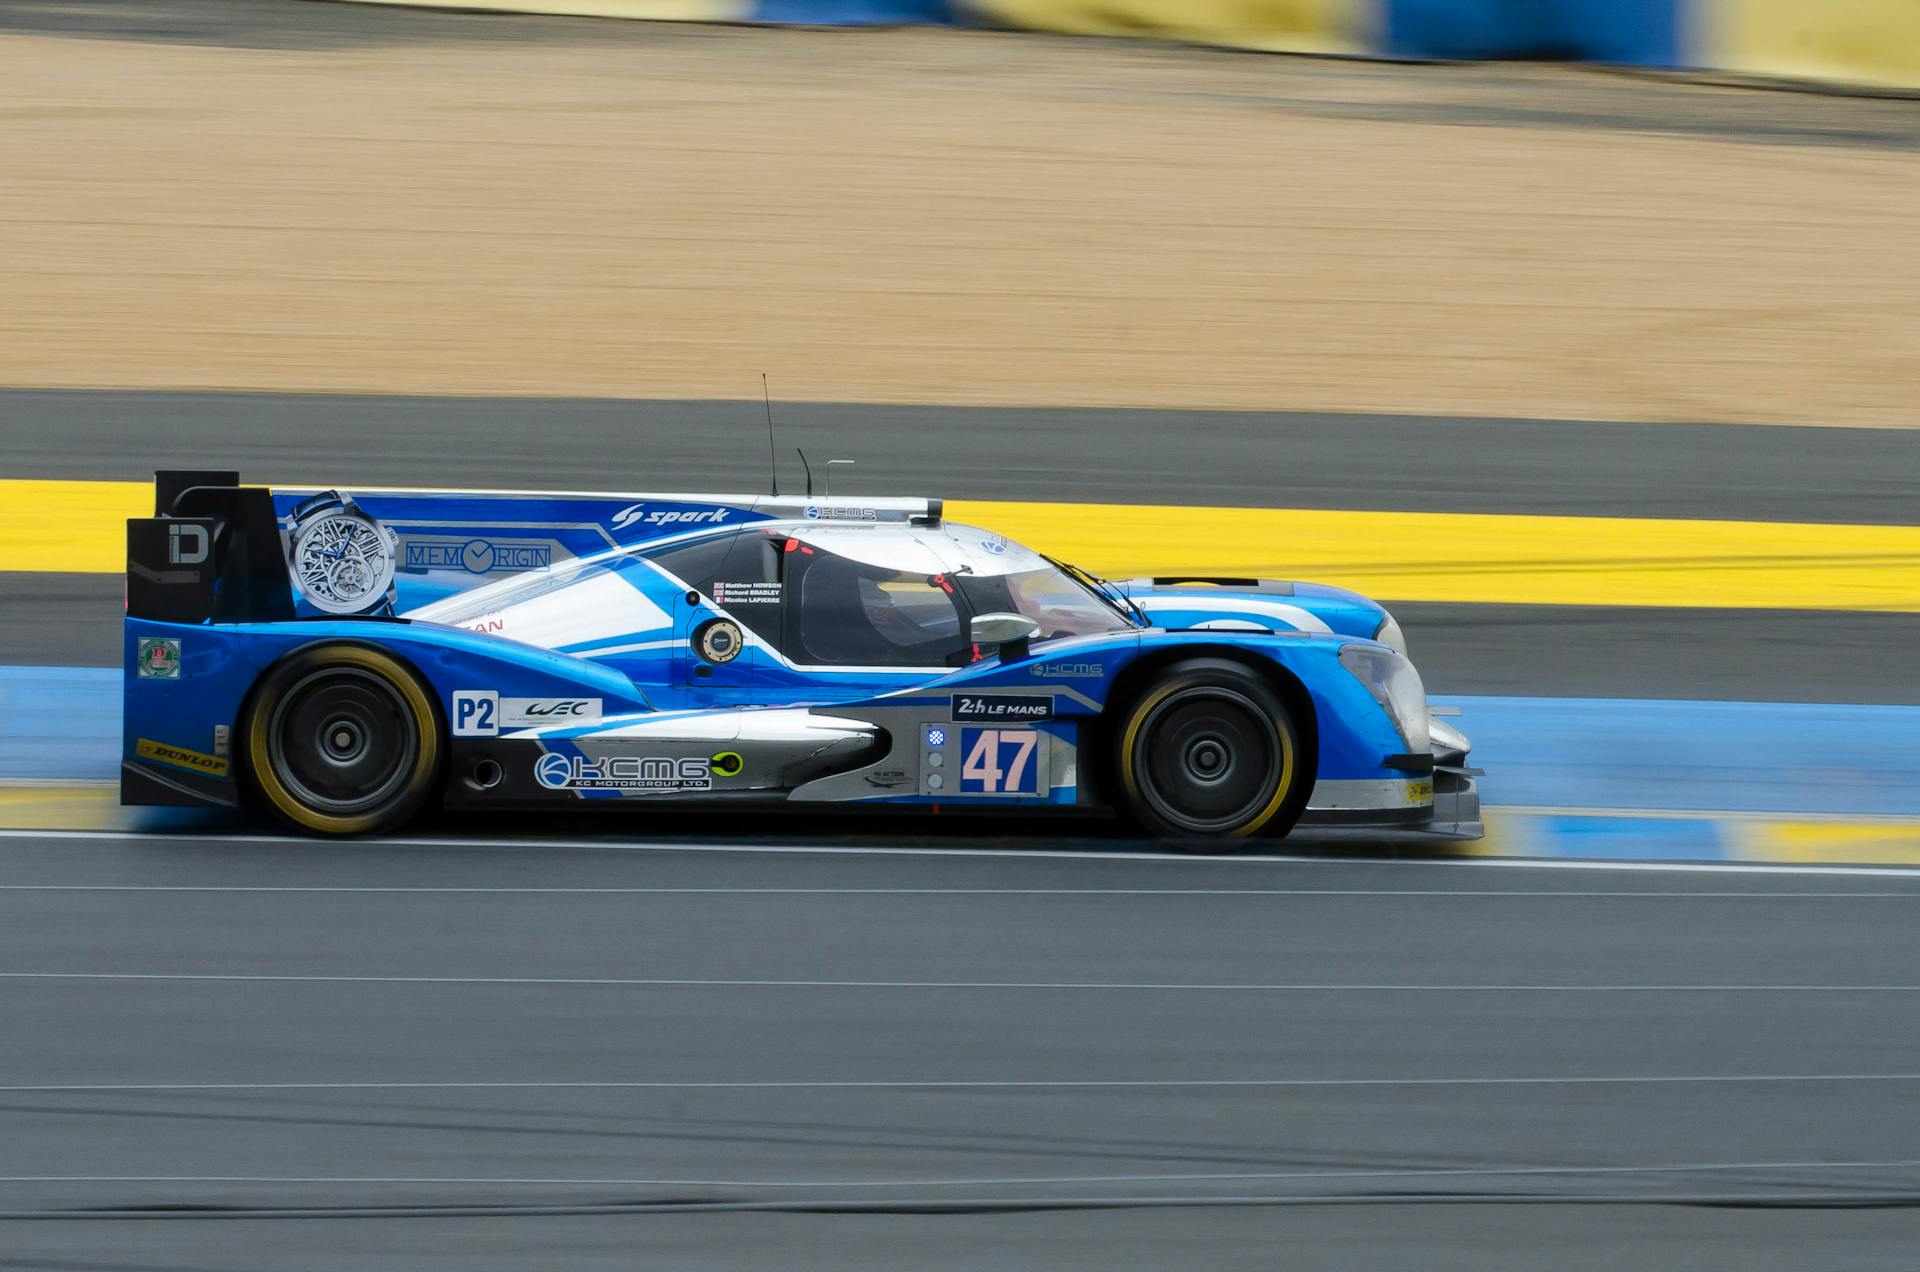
[
  {"left": 1737, "top": 819, "right": 1920, "bottom": 865},
  {"left": 0, "top": 784, "right": 123, "bottom": 832},
  {"left": 5, "top": 480, "right": 1920, "bottom": 611},
  {"left": 1704, "top": 0, "right": 1920, "bottom": 90},
  {"left": 0, "top": 481, "right": 150, "bottom": 574},
  {"left": 950, "top": 500, "right": 1920, "bottom": 612},
  {"left": 962, "top": 0, "right": 1367, "bottom": 55}
]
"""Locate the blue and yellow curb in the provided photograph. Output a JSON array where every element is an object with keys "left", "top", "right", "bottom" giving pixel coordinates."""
[
  {"left": 0, "top": 783, "right": 1916, "bottom": 865},
  {"left": 317, "top": 0, "right": 1920, "bottom": 92},
  {"left": 1475, "top": 809, "right": 1920, "bottom": 866}
]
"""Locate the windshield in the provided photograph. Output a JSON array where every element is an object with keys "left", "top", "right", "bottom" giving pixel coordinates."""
[{"left": 957, "top": 566, "right": 1136, "bottom": 641}]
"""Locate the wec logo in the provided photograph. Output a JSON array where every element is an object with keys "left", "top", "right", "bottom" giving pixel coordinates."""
[
  {"left": 452, "top": 691, "right": 603, "bottom": 737},
  {"left": 610, "top": 504, "right": 731, "bottom": 532}
]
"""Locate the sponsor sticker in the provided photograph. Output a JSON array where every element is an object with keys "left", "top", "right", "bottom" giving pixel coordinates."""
[
  {"left": 1407, "top": 778, "right": 1434, "bottom": 803},
  {"left": 925, "top": 726, "right": 948, "bottom": 747},
  {"left": 452, "top": 691, "right": 602, "bottom": 737},
  {"left": 167, "top": 523, "right": 210, "bottom": 565},
  {"left": 129, "top": 518, "right": 218, "bottom": 590},
  {"left": 952, "top": 693, "right": 1054, "bottom": 722},
  {"left": 1031, "top": 663, "right": 1103, "bottom": 679},
  {"left": 535, "top": 753, "right": 712, "bottom": 793},
  {"left": 711, "top": 581, "right": 780, "bottom": 606},
  {"left": 404, "top": 538, "right": 551, "bottom": 575},
  {"left": 710, "top": 751, "right": 745, "bottom": 778},
  {"left": 136, "top": 737, "right": 229, "bottom": 778},
  {"left": 611, "top": 504, "right": 731, "bottom": 532},
  {"left": 805, "top": 505, "right": 879, "bottom": 521},
  {"left": 136, "top": 637, "right": 181, "bottom": 680}
]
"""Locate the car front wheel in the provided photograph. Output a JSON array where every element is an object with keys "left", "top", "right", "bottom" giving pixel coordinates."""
[{"left": 1118, "top": 659, "right": 1305, "bottom": 844}]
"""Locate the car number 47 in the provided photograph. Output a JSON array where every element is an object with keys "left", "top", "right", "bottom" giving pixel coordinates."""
[{"left": 960, "top": 728, "right": 1040, "bottom": 796}]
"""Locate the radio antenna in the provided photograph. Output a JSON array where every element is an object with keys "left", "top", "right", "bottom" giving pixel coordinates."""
[
  {"left": 796, "top": 448, "right": 814, "bottom": 497},
  {"left": 761, "top": 374, "right": 779, "bottom": 496},
  {"left": 825, "top": 459, "right": 855, "bottom": 497}
]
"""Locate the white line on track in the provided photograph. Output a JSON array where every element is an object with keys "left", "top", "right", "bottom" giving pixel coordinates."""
[
  {"left": 1496, "top": 805, "right": 1920, "bottom": 824},
  {"left": 3, "top": 826, "right": 1919, "bottom": 876},
  {"left": 3, "top": 1157, "right": 1917, "bottom": 1189},
  {"left": 0, "top": 884, "right": 1913, "bottom": 897},
  {"left": 0, "top": 826, "right": 1318, "bottom": 864},
  {"left": 2, "top": 971, "right": 1914, "bottom": 991},
  {"left": 1, "top": 1074, "right": 1914, "bottom": 1093}
]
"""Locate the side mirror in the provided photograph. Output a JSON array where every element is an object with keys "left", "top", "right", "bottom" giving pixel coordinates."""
[{"left": 971, "top": 612, "right": 1040, "bottom": 659}]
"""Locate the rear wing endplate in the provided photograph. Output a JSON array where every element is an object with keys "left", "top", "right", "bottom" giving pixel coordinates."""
[{"left": 126, "top": 470, "right": 295, "bottom": 624}]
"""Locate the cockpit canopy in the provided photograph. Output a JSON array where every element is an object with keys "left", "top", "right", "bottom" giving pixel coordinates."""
[{"left": 649, "top": 522, "right": 1136, "bottom": 668}]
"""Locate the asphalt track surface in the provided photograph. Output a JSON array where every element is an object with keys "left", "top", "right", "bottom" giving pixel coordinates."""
[
  {"left": 1, "top": 829, "right": 1917, "bottom": 1269},
  {"left": 10, "top": 389, "right": 1920, "bottom": 521},
  {"left": 6, "top": 13, "right": 1920, "bottom": 1268},
  {"left": 6, "top": 389, "right": 1920, "bottom": 700}
]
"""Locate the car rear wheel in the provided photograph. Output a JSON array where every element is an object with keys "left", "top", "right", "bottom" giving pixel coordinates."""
[
  {"left": 244, "top": 643, "right": 441, "bottom": 835},
  {"left": 1118, "top": 659, "right": 1304, "bottom": 844}
]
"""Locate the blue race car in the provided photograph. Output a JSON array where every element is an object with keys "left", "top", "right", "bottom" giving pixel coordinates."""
[{"left": 123, "top": 471, "right": 1480, "bottom": 848}]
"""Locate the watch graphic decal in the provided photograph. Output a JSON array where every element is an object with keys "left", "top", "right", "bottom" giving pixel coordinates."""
[{"left": 285, "top": 491, "right": 399, "bottom": 616}]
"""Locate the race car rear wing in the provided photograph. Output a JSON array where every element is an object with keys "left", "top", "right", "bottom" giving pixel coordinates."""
[{"left": 127, "top": 470, "right": 295, "bottom": 624}]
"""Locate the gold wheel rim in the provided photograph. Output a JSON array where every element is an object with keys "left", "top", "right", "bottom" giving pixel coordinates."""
[
  {"left": 248, "top": 645, "right": 437, "bottom": 835},
  {"left": 1121, "top": 678, "right": 1295, "bottom": 838}
]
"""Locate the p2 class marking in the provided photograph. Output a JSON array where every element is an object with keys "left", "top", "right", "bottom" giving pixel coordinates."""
[{"left": 453, "top": 692, "right": 603, "bottom": 737}]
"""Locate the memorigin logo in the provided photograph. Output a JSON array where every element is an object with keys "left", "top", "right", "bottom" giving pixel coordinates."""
[{"left": 405, "top": 538, "right": 551, "bottom": 575}]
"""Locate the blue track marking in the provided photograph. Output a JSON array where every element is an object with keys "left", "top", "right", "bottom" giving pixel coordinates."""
[
  {"left": 1439, "top": 695, "right": 1920, "bottom": 818},
  {"left": 8, "top": 667, "right": 1919, "bottom": 822},
  {"left": 0, "top": 667, "right": 119, "bottom": 782},
  {"left": 1503, "top": 814, "right": 1734, "bottom": 862}
]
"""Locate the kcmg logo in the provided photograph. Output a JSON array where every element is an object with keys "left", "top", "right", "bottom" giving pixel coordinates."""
[
  {"left": 535, "top": 753, "right": 576, "bottom": 789},
  {"left": 534, "top": 753, "right": 714, "bottom": 792}
]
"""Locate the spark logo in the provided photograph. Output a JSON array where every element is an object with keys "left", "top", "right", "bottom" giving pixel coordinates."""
[{"left": 610, "top": 504, "right": 731, "bottom": 532}]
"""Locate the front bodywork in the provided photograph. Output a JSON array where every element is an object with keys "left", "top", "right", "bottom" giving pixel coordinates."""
[{"left": 122, "top": 474, "right": 1481, "bottom": 838}]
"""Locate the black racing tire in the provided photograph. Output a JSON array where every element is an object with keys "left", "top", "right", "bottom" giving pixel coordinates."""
[
  {"left": 243, "top": 643, "right": 441, "bottom": 836},
  {"left": 1117, "top": 659, "right": 1306, "bottom": 846}
]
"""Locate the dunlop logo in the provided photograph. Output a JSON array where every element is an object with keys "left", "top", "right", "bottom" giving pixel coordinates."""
[{"left": 136, "top": 737, "right": 230, "bottom": 779}]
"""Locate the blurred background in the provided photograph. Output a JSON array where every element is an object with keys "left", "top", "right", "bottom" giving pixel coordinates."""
[{"left": 1, "top": 0, "right": 1918, "bottom": 1267}]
